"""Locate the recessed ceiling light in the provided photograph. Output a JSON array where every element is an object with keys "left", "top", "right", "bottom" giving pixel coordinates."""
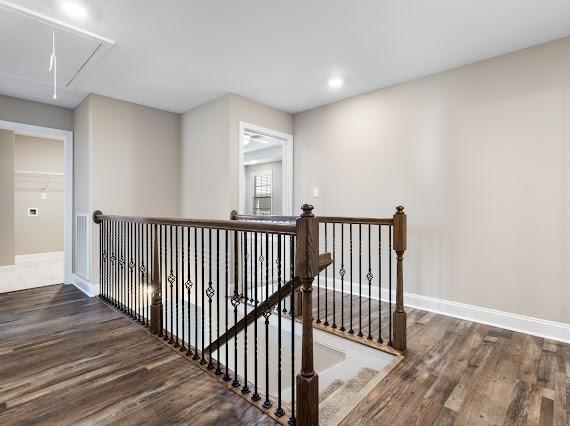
[
  {"left": 328, "top": 77, "right": 344, "bottom": 89},
  {"left": 61, "top": 2, "right": 88, "bottom": 19}
]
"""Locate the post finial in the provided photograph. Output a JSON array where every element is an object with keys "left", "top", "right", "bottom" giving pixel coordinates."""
[
  {"left": 396, "top": 205, "right": 405, "bottom": 214},
  {"left": 301, "top": 204, "right": 314, "bottom": 217},
  {"left": 230, "top": 210, "right": 239, "bottom": 220},
  {"left": 93, "top": 210, "right": 103, "bottom": 224}
]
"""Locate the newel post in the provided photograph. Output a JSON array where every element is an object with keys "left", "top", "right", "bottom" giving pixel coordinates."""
[
  {"left": 295, "top": 204, "right": 319, "bottom": 426},
  {"left": 150, "top": 225, "right": 163, "bottom": 335},
  {"left": 393, "top": 206, "right": 407, "bottom": 352}
]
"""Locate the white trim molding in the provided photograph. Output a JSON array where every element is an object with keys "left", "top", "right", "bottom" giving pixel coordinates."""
[
  {"left": 238, "top": 121, "right": 294, "bottom": 216},
  {"left": 15, "top": 251, "right": 63, "bottom": 262},
  {"left": 0, "top": 120, "right": 73, "bottom": 285},
  {"left": 316, "top": 278, "right": 570, "bottom": 344},
  {"left": 72, "top": 273, "right": 99, "bottom": 297}
]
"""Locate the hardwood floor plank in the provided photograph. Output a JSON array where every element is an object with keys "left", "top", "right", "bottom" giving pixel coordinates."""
[
  {"left": 1, "top": 284, "right": 569, "bottom": 425},
  {"left": 0, "top": 284, "right": 275, "bottom": 426}
]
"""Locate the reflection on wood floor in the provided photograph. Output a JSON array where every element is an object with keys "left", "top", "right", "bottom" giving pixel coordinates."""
[{"left": 1, "top": 283, "right": 568, "bottom": 425}]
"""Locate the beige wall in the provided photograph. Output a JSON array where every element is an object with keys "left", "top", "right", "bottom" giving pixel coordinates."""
[
  {"left": 228, "top": 94, "right": 293, "bottom": 213},
  {"left": 14, "top": 135, "right": 64, "bottom": 255},
  {"left": 73, "top": 94, "right": 180, "bottom": 287},
  {"left": 90, "top": 95, "right": 180, "bottom": 217},
  {"left": 293, "top": 37, "right": 570, "bottom": 324},
  {"left": 0, "top": 129, "right": 15, "bottom": 266},
  {"left": 0, "top": 95, "right": 73, "bottom": 131},
  {"left": 180, "top": 95, "right": 231, "bottom": 219},
  {"left": 180, "top": 93, "right": 292, "bottom": 219}
]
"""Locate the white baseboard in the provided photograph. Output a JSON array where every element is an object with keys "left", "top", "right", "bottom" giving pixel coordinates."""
[
  {"left": 316, "top": 278, "right": 570, "bottom": 344},
  {"left": 16, "top": 251, "right": 64, "bottom": 262},
  {"left": 0, "top": 264, "right": 16, "bottom": 273},
  {"left": 71, "top": 274, "right": 99, "bottom": 297}
]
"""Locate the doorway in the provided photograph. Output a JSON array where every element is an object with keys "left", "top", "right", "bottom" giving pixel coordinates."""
[
  {"left": 238, "top": 122, "right": 293, "bottom": 216},
  {"left": 0, "top": 121, "right": 72, "bottom": 293}
]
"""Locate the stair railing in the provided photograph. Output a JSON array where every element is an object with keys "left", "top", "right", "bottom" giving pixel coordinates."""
[
  {"left": 231, "top": 206, "right": 408, "bottom": 354},
  {"left": 93, "top": 205, "right": 323, "bottom": 425}
]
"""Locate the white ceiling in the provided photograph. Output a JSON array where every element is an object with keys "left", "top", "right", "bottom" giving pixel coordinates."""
[{"left": 1, "top": 0, "right": 570, "bottom": 114}]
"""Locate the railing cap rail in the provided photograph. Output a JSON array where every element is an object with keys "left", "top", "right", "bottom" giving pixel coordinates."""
[
  {"left": 93, "top": 212, "right": 297, "bottom": 235},
  {"left": 232, "top": 212, "right": 394, "bottom": 225}
]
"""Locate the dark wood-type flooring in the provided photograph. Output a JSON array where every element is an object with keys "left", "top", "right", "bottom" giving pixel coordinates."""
[
  {"left": 1, "top": 284, "right": 568, "bottom": 425},
  {"left": 0, "top": 284, "right": 274, "bottom": 426},
  {"left": 311, "top": 288, "right": 570, "bottom": 426}
]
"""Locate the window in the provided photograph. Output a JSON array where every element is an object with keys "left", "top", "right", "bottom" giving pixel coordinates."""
[{"left": 253, "top": 173, "right": 272, "bottom": 215}]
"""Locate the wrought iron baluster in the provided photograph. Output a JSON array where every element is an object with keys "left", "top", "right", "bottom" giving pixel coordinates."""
[
  {"left": 158, "top": 225, "right": 164, "bottom": 337},
  {"left": 126, "top": 222, "right": 130, "bottom": 314},
  {"left": 324, "top": 223, "right": 329, "bottom": 326},
  {"left": 168, "top": 226, "right": 175, "bottom": 344},
  {"left": 130, "top": 222, "right": 135, "bottom": 318},
  {"left": 263, "top": 233, "right": 272, "bottom": 409},
  {"left": 201, "top": 228, "right": 206, "bottom": 365},
  {"left": 349, "top": 224, "right": 354, "bottom": 334},
  {"left": 358, "top": 224, "right": 363, "bottom": 337},
  {"left": 113, "top": 221, "right": 117, "bottom": 307},
  {"left": 249, "top": 234, "right": 255, "bottom": 303},
  {"left": 137, "top": 223, "right": 141, "bottom": 322},
  {"left": 99, "top": 221, "right": 103, "bottom": 300},
  {"left": 275, "top": 235, "right": 284, "bottom": 417},
  {"left": 282, "top": 234, "right": 287, "bottom": 314},
  {"left": 389, "top": 226, "right": 393, "bottom": 347},
  {"left": 224, "top": 230, "right": 231, "bottom": 381},
  {"left": 271, "top": 234, "right": 275, "bottom": 296},
  {"left": 175, "top": 226, "right": 180, "bottom": 347},
  {"left": 163, "top": 225, "right": 169, "bottom": 340},
  {"left": 121, "top": 221, "right": 126, "bottom": 312},
  {"left": 180, "top": 226, "right": 186, "bottom": 351},
  {"left": 215, "top": 229, "right": 222, "bottom": 375},
  {"left": 186, "top": 227, "right": 193, "bottom": 356},
  {"left": 207, "top": 229, "right": 214, "bottom": 370},
  {"left": 252, "top": 232, "right": 261, "bottom": 401},
  {"left": 242, "top": 232, "right": 250, "bottom": 394},
  {"left": 340, "top": 224, "right": 346, "bottom": 331},
  {"left": 231, "top": 230, "right": 241, "bottom": 388},
  {"left": 193, "top": 227, "right": 199, "bottom": 360},
  {"left": 145, "top": 224, "right": 152, "bottom": 327},
  {"left": 332, "top": 223, "right": 337, "bottom": 328},
  {"left": 367, "top": 225, "right": 373, "bottom": 340},
  {"left": 131, "top": 222, "right": 135, "bottom": 318},
  {"left": 316, "top": 225, "right": 321, "bottom": 324},
  {"left": 289, "top": 235, "right": 296, "bottom": 426}
]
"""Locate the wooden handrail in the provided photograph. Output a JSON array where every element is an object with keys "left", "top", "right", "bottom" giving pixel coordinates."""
[
  {"left": 93, "top": 212, "right": 296, "bottom": 235},
  {"left": 230, "top": 211, "right": 394, "bottom": 226},
  {"left": 203, "top": 252, "right": 332, "bottom": 356}
]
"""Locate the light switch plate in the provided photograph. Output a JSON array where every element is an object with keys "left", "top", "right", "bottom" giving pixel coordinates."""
[{"left": 313, "top": 187, "right": 320, "bottom": 198}]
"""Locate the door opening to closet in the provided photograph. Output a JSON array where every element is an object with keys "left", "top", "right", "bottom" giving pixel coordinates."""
[{"left": 0, "top": 129, "right": 65, "bottom": 293}]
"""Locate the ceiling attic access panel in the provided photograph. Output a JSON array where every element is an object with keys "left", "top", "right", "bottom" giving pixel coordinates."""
[{"left": 0, "top": 2, "right": 114, "bottom": 90}]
